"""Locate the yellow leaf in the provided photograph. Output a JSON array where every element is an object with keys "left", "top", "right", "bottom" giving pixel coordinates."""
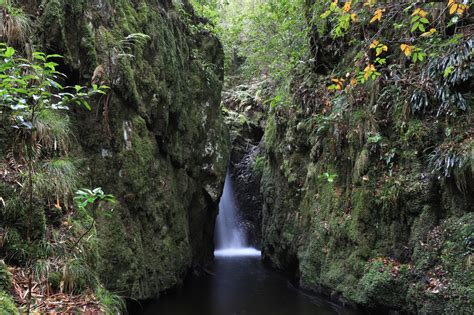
[
  {"left": 400, "top": 44, "right": 413, "bottom": 56},
  {"left": 449, "top": 2, "right": 458, "bottom": 15},
  {"left": 364, "top": 0, "right": 377, "bottom": 7},
  {"left": 412, "top": 8, "right": 427, "bottom": 18},
  {"left": 343, "top": 1, "right": 352, "bottom": 12},
  {"left": 351, "top": 13, "right": 358, "bottom": 22},
  {"left": 421, "top": 28, "right": 437, "bottom": 37},
  {"left": 370, "top": 9, "right": 384, "bottom": 24},
  {"left": 331, "top": 78, "right": 345, "bottom": 90},
  {"left": 363, "top": 64, "right": 376, "bottom": 79},
  {"left": 370, "top": 40, "right": 379, "bottom": 48},
  {"left": 457, "top": 4, "right": 468, "bottom": 15}
]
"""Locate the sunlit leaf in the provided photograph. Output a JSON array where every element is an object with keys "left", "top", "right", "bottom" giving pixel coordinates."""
[{"left": 370, "top": 9, "right": 384, "bottom": 24}]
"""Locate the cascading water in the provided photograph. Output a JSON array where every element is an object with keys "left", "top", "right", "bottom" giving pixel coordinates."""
[
  {"left": 134, "top": 170, "right": 360, "bottom": 315},
  {"left": 214, "top": 172, "right": 260, "bottom": 257}
]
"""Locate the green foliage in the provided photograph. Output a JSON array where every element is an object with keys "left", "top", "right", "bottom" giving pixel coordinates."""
[
  {"left": 29, "top": 158, "right": 79, "bottom": 203},
  {"left": 96, "top": 285, "right": 125, "bottom": 314},
  {"left": 74, "top": 188, "right": 116, "bottom": 217},
  {"left": 280, "top": 159, "right": 297, "bottom": 183},
  {"left": 264, "top": 115, "right": 277, "bottom": 151},
  {"left": 319, "top": 172, "right": 338, "bottom": 183},
  {"left": 428, "top": 138, "right": 472, "bottom": 176},
  {"left": 252, "top": 155, "right": 266, "bottom": 175},
  {"left": 47, "top": 271, "right": 62, "bottom": 292},
  {"left": 0, "top": 3, "right": 31, "bottom": 47},
  {"left": 0, "top": 43, "right": 107, "bottom": 310},
  {"left": 34, "top": 110, "right": 71, "bottom": 153},
  {"left": 248, "top": 0, "right": 473, "bottom": 313},
  {"left": 356, "top": 258, "right": 411, "bottom": 309},
  {"left": 367, "top": 133, "right": 382, "bottom": 144},
  {"left": 62, "top": 258, "right": 97, "bottom": 294},
  {"left": 0, "top": 261, "right": 12, "bottom": 291},
  {"left": 0, "top": 291, "right": 18, "bottom": 315},
  {"left": 190, "top": 0, "right": 308, "bottom": 90},
  {"left": 0, "top": 46, "right": 106, "bottom": 122},
  {"left": 3, "top": 228, "right": 29, "bottom": 262}
]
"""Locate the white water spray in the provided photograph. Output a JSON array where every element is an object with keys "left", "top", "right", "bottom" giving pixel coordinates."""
[{"left": 214, "top": 172, "right": 260, "bottom": 257}]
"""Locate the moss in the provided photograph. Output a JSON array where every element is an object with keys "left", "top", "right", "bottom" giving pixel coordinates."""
[
  {"left": 264, "top": 115, "right": 277, "bottom": 151},
  {"left": 352, "top": 147, "right": 369, "bottom": 183},
  {"left": 19, "top": 0, "right": 230, "bottom": 301},
  {"left": 298, "top": 237, "right": 323, "bottom": 288},
  {"left": 355, "top": 259, "right": 410, "bottom": 310},
  {"left": 260, "top": 68, "right": 472, "bottom": 314}
]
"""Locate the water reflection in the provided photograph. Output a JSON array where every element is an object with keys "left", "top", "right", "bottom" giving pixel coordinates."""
[{"left": 136, "top": 256, "right": 360, "bottom": 315}]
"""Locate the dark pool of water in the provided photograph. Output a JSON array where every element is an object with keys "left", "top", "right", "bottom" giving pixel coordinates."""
[{"left": 130, "top": 256, "right": 361, "bottom": 315}]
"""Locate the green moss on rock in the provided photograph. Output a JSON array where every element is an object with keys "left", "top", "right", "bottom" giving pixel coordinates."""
[{"left": 20, "top": 0, "right": 231, "bottom": 300}]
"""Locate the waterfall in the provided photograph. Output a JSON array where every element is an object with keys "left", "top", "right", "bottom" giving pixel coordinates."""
[{"left": 214, "top": 172, "right": 260, "bottom": 257}]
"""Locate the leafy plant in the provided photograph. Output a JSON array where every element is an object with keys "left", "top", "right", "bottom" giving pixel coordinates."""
[
  {"left": 367, "top": 133, "right": 383, "bottom": 144},
  {"left": 0, "top": 260, "right": 12, "bottom": 291},
  {"left": 0, "top": 44, "right": 107, "bottom": 313},
  {"left": 96, "top": 285, "right": 125, "bottom": 314},
  {"left": 74, "top": 187, "right": 116, "bottom": 217},
  {"left": 319, "top": 172, "right": 338, "bottom": 183}
]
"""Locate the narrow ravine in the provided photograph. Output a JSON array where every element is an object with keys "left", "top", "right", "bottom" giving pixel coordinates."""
[
  {"left": 132, "top": 174, "right": 361, "bottom": 315},
  {"left": 0, "top": 1, "right": 472, "bottom": 314}
]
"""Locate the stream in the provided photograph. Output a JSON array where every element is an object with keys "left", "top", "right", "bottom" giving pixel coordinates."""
[{"left": 131, "top": 173, "right": 361, "bottom": 315}]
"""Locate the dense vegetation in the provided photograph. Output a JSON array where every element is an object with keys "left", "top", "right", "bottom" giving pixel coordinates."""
[
  {"left": 193, "top": 0, "right": 473, "bottom": 313},
  {"left": 0, "top": 35, "right": 122, "bottom": 315},
  {"left": 0, "top": 0, "right": 472, "bottom": 313},
  {"left": 0, "top": 0, "right": 229, "bottom": 313}
]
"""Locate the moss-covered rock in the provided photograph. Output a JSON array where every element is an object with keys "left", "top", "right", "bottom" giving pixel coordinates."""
[
  {"left": 259, "top": 31, "right": 473, "bottom": 312},
  {"left": 10, "top": 0, "right": 230, "bottom": 300}
]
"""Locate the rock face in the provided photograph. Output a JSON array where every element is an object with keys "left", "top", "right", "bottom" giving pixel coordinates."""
[
  {"left": 258, "top": 5, "right": 473, "bottom": 314},
  {"left": 222, "top": 83, "right": 266, "bottom": 248},
  {"left": 22, "top": 0, "right": 229, "bottom": 300},
  {"left": 261, "top": 89, "right": 473, "bottom": 313}
]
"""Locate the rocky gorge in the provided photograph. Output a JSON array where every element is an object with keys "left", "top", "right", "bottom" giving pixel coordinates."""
[{"left": 0, "top": 0, "right": 472, "bottom": 314}]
